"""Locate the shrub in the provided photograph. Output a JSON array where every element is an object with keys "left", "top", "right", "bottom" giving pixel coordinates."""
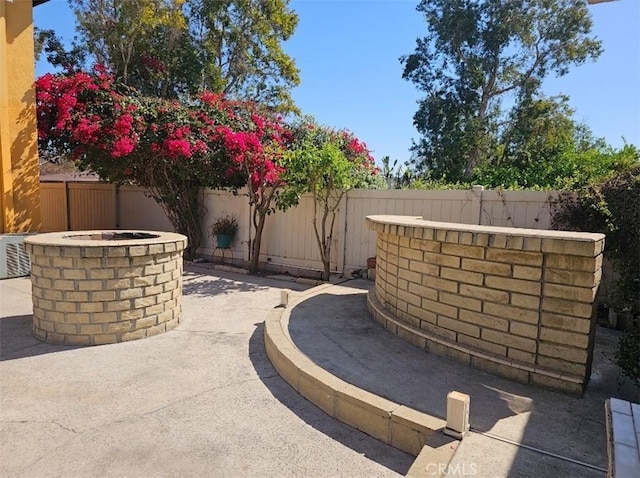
[
  {"left": 615, "top": 324, "right": 640, "bottom": 387},
  {"left": 553, "top": 164, "right": 640, "bottom": 314},
  {"left": 553, "top": 164, "right": 640, "bottom": 385},
  {"left": 280, "top": 120, "right": 378, "bottom": 280}
]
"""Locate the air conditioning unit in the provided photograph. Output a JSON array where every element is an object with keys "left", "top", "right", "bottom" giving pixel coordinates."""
[{"left": 0, "top": 234, "right": 32, "bottom": 279}]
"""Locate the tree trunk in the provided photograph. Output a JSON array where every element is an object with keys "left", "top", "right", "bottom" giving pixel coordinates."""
[
  {"left": 464, "top": 147, "right": 480, "bottom": 179},
  {"left": 322, "top": 250, "right": 331, "bottom": 281},
  {"left": 250, "top": 212, "right": 266, "bottom": 274},
  {"left": 149, "top": 182, "right": 202, "bottom": 261},
  {"left": 320, "top": 205, "right": 330, "bottom": 281}
]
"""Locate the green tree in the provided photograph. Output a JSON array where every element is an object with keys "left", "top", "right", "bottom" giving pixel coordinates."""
[
  {"left": 70, "top": 0, "right": 197, "bottom": 98},
  {"left": 34, "top": 28, "right": 87, "bottom": 69},
  {"left": 477, "top": 94, "right": 578, "bottom": 188},
  {"left": 187, "top": 0, "right": 300, "bottom": 112},
  {"left": 281, "top": 121, "right": 377, "bottom": 280},
  {"left": 66, "top": 0, "right": 299, "bottom": 108},
  {"left": 380, "top": 155, "right": 413, "bottom": 189},
  {"left": 401, "top": 0, "right": 602, "bottom": 181},
  {"left": 475, "top": 94, "right": 638, "bottom": 189}
]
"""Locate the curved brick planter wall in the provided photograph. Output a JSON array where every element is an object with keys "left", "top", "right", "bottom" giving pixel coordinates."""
[
  {"left": 366, "top": 216, "right": 605, "bottom": 396},
  {"left": 24, "top": 231, "right": 186, "bottom": 346}
]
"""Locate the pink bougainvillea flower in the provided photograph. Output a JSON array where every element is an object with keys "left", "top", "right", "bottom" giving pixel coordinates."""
[
  {"left": 162, "top": 139, "right": 191, "bottom": 159},
  {"left": 111, "top": 137, "right": 137, "bottom": 158},
  {"left": 201, "top": 90, "right": 223, "bottom": 107},
  {"left": 113, "top": 113, "right": 134, "bottom": 136}
]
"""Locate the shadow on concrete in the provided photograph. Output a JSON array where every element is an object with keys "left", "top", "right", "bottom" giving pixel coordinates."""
[
  {"left": 182, "top": 270, "right": 269, "bottom": 297},
  {"left": 247, "top": 321, "right": 415, "bottom": 476},
  {"left": 182, "top": 266, "right": 311, "bottom": 298},
  {"left": 0, "top": 314, "right": 80, "bottom": 361},
  {"left": 287, "top": 280, "right": 639, "bottom": 477}
]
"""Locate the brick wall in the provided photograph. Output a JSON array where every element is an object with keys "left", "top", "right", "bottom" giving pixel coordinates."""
[
  {"left": 366, "top": 215, "right": 605, "bottom": 395},
  {"left": 24, "top": 232, "right": 186, "bottom": 346}
]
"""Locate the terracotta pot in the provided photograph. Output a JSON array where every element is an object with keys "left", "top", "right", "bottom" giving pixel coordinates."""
[{"left": 367, "top": 257, "right": 376, "bottom": 269}]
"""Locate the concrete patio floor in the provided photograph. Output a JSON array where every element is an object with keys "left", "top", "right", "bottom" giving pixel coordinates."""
[
  {"left": 1, "top": 265, "right": 638, "bottom": 477},
  {"left": 0, "top": 266, "right": 413, "bottom": 478}
]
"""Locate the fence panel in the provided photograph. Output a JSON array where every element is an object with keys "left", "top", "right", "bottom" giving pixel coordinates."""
[
  {"left": 40, "top": 182, "right": 68, "bottom": 232},
  {"left": 479, "top": 190, "right": 556, "bottom": 229},
  {"left": 118, "top": 186, "right": 173, "bottom": 232},
  {"left": 201, "top": 189, "right": 251, "bottom": 261},
  {"left": 200, "top": 190, "right": 338, "bottom": 272},
  {"left": 67, "top": 183, "right": 116, "bottom": 230},
  {"left": 343, "top": 189, "right": 476, "bottom": 271},
  {"left": 263, "top": 193, "right": 329, "bottom": 271}
]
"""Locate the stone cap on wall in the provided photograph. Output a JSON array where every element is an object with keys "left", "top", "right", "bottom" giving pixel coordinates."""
[
  {"left": 366, "top": 215, "right": 605, "bottom": 257},
  {"left": 25, "top": 230, "right": 187, "bottom": 249}
]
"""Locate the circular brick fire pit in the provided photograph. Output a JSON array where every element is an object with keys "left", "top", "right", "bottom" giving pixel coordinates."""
[{"left": 24, "top": 231, "right": 187, "bottom": 345}]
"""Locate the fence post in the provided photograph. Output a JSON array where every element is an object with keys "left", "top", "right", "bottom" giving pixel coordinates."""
[
  {"left": 339, "top": 190, "right": 349, "bottom": 276},
  {"left": 470, "top": 185, "right": 484, "bottom": 225},
  {"left": 63, "top": 181, "right": 71, "bottom": 231},
  {"left": 113, "top": 184, "right": 120, "bottom": 229}
]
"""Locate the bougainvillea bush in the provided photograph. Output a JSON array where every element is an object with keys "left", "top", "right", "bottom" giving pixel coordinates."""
[{"left": 36, "top": 67, "right": 288, "bottom": 260}]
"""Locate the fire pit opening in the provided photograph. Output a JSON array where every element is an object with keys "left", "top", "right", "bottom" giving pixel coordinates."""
[
  {"left": 24, "top": 230, "right": 187, "bottom": 346},
  {"left": 67, "top": 232, "right": 160, "bottom": 241}
]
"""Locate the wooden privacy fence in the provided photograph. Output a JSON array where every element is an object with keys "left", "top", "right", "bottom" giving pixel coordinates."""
[
  {"left": 40, "top": 181, "right": 116, "bottom": 232},
  {"left": 39, "top": 181, "right": 557, "bottom": 275},
  {"left": 40, "top": 181, "right": 173, "bottom": 233}
]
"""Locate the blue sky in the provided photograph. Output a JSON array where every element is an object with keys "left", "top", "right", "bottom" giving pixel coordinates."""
[{"left": 34, "top": 0, "right": 640, "bottom": 166}]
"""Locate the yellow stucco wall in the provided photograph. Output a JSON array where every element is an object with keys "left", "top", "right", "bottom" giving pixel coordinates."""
[{"left": 0, "top": 0, "right": 42, "bottom": 233}]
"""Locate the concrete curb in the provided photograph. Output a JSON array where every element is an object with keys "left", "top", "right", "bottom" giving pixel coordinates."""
[{"left": 264, "top": 284, "right": 459, "bottom": 477}]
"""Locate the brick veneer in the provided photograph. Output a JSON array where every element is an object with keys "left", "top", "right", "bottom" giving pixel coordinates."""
[
  {"left": 24, "top": 231, "right": 186, "bottom": 346},
  {"left": 366, "top": 215, "right": 605, "bottom": 395}
]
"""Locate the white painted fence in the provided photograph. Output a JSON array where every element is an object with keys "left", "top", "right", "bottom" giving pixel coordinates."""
[
  {"left": 41, "top": 182, "right": 558, "bottom": 274},
  {"left": 42, "top": 184, "right": 555, "bottom": 275}
]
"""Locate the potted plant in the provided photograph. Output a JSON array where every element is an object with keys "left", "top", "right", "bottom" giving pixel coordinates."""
[{"left": 209, "top": 214, "right": 238, "bottom": 249}]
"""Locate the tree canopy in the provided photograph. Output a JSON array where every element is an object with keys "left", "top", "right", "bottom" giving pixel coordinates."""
[
  {"left": 474, "top": 94, "right": 639, "bottom": 189},
  {"left": 401, "top": 0, "right": 602, "bottom": 181},
  {"left": 186, "top": 0, "right": 299, "bottom": 111},
  {"left": 280, "top": 119, "right": 378, "bottom": 279},
  {"left": 43, "top": 0, "right": 301, "bottom": 111}
]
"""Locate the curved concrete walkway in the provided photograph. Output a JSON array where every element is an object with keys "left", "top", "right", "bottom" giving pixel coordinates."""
[
  {"left": 267, "top": 279, "right": 639, "bottom": 478},
  {"left": 0, "top": 266, "right": 413, "bottom": 477},
  {"left": 264, "top": 284, "right": 458, "bottom": 478}
]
